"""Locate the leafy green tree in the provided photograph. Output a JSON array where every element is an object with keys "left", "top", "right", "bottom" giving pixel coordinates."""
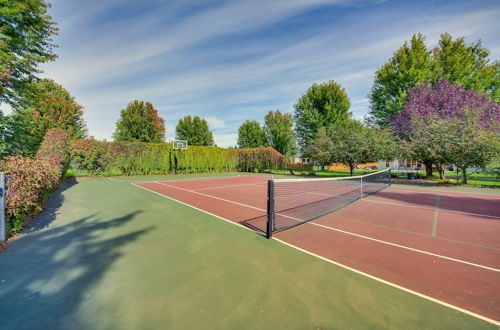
[
  {"left": 369, "top": 34, "right": 434, "bottom": 126},
  {"left": 264, "top": 110, "right": 296, "bottom": 156},
  {"left": 369, "top": 33, "right": 499, "bottom": 126},
  {"left": 394, "top": 79, "right": 500, "bottom": 178},
  {"left": 237, "top": 120, "right": 267, "bottom": 148},
  {"left": 113, "top": 100, "right": 165, "bottom": 143},
  {"left": 175, "top": 115, "right": 214, "bottom": 146},
  {"left": 308, "top": 120, "right": 396, "bottom": 175},
  {"left": 294, "top": 80, "right": 351, "bottom": 150},
  {"left": 448, "top": 112, "right": 500, "bottom": 184},
  {"left": 0, "top": 0, "right": 58, "bottom": 105},
  {"left": 434, "top": 34, "right": 498, "bottom": 98},
  {"left": 7, "top": 79, "right": 86, "bottom": 156},
  {"left": 399, "top": 117, "right": 457, "bottom": 179}
]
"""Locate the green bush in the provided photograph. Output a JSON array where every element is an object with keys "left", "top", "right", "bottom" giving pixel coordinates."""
[
  {"left": 71, "top": 141, "right": 287, "bottom": 176},
  {"left": 71, "top": 140, "right": 238, "bottom": 175},
  {"left": 236, "top": 147, "right": 288, "bottom": 172}
]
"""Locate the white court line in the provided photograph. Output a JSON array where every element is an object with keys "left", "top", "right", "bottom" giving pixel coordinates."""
[
  {"left": 362, "top": 198, "right": 500, "bottom": 219},
  {"left": 275, "top": 185, "right": 500, "bottom": 220},
  {"left": 132, "top": 181, "right": 500, "bottom": 326},
  {"left": 156, "top": 182, "right": 265, "bottom": 212},
  {"left": 193, "top": 182, "right": 267, "bottom": 191},
  {"left": 152, "top": 181, "right": 499, "bottom": 273},
  {"left": 390, "top": 185, "right": 500, "bottom": 200}
]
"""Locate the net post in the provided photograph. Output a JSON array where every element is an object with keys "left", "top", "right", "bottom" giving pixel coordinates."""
[
  {"left": 388, "top": 169, "right": 392, "bottom": 187},
  {"left": 266, "top": 179, "right": 275, "bottom": 239},
  {"left": 0, "top": 173, "right": 5, "bottom": 243},
  {"left": 360, "top": 176, "right": 363, "bottom": 198}
]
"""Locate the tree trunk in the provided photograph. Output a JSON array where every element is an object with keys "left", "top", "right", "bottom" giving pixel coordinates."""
[
  {"left": 349, "top": 164, "right": 354, "bottom": 176},
  {"left": 462, "top": 168, "right": 468, "bottom": 184},
  {"left": 435, "top": 164, "right": 446, "bottom": 180},
  {"left": 424, "top": 160, "right": 433, "bottom": 177}
]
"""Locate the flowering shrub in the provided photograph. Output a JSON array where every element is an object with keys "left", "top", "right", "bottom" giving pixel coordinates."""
[{"left": 0, "top": 128, "right": 69, "bottom": 237}]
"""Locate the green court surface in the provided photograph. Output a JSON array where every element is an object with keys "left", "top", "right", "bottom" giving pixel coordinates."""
[{"left": 0, "top": 174, "right": 497, "bottom": 329}]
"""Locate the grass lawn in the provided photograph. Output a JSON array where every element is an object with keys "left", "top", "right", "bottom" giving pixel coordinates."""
[{"left": 0, "top": 174, "right": 496, "bottom": 329}]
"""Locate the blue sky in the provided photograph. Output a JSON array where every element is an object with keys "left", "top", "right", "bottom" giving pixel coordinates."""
[{"left": 21, "top": 0, "right": 500, "bottom": 146}]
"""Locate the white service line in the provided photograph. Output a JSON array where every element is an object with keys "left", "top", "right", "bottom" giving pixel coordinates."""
[
  {"left": 155, "top": 182, "right": 265, "bottom": 212},
  {"left": 132, "top": 181, "right": 500, "bottom": 326},
  {"left": 150, "top": 181, "right": 499, "bottom": 273}
]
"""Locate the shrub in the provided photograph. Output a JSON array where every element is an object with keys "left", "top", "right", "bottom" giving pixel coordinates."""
[
  {"left": 0, "top": 128, "right": 69, "bottom": 237},
  {"left": 71, "top": 140, "right": 238, "bottom": 175},
  {"left": 71, "top": 141, "right": 287, "bottom": 176},
  {"left": 36, "top": 128, "right": 70, "bottom": 171},
  {"left": 288, "top": 162, "right": 313, "bottom": 174},
  {"left": 236, "top": 147, "right": 288, "bottom": 172},
  {"left": 1, "top": 157, "right": 61, "bottom": 236}
]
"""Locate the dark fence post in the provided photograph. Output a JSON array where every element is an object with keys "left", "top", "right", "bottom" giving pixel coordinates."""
[
  {"left": 266, "top": 179, "right": 275, "bottom": 239},
  {"left": 0, "top": 173, "right": 5, "bottom": 243}
]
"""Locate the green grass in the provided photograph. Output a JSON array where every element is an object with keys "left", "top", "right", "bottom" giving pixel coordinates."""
[{"left": 0, "top": 173, "right": 496, "bottom": 329}]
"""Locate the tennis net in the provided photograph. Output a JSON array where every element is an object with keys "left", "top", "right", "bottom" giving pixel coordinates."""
[{"left": 266, "top": 169, "right": 391, "bottom": 238}]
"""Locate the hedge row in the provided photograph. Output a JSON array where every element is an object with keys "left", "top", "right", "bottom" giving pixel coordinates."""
[
  {"left": 236, "top": 147, "right": 288, "bottom": 172},
  {"left": 71, "top": 140, "right": 289, "bottom": 175},
  {"left": 72, "top": 140, "right": 238, "bottom": 175},
  {"left": 1, "top": 128, "right": 69, "bottom": 237}
]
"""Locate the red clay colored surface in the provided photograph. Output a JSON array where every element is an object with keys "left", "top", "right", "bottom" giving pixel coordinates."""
[{"left": 135, "top": 177, "right": 500, "bottom": 322}]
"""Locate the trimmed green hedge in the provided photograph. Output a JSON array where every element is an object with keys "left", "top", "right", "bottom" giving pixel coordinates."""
[
  {"left": 71, "top": 141, "right": 288, "bottom": 176},
  {"left": 71, "top": 140, "right": 238, "bottom": 175}
]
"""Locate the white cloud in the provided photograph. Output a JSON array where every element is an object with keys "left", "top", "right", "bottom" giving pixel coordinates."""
[
  {"left": 205, "top": 116, "right": 225, "bottom": 129},
  {"left": 36, "top": 0, "right": 500, "bottom": 142}
]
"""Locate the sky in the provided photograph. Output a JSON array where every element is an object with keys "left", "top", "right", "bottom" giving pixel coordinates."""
[{"left": 13, "top": 0, "right": 500, "bottom": 146}]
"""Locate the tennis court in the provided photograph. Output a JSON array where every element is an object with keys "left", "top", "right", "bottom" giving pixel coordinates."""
[{"left": 134, "top": 173, "right": 500, "bottom": 324}]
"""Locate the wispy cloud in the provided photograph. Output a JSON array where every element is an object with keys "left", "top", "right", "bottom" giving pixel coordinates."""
[{"left": 37, "top": 0, "right": 500, "bottom": 146}]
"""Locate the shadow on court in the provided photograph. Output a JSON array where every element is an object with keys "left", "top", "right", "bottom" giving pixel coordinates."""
[
  {"left": 373, "top": 190, "right": 500, "bottom": 218},
  {"left": 0, "top": 183, "right": 153, "bottom": 330}
]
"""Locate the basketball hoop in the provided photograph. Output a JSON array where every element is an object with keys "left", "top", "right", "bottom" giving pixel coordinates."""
[{"left": 173, "top": 140, "right": 188, "bottom": 151}]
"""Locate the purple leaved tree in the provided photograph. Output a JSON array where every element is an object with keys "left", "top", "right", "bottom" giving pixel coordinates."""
[
  {"left": 394, "top": 79, "right": 499, "bottom": 134},
  {"left": 393, "top": 79, "right": 500, "bottom": 178}
]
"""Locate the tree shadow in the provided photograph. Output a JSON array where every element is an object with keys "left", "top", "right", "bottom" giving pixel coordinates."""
[
  {"left": 0, "top": 207, "right": 153, "bottom": 329},
  {"left": 376, "top": 189, "right": 500, "bottom": 218},
  {"left": 21, "top": 177, "right": 78, "bottom": 235}
]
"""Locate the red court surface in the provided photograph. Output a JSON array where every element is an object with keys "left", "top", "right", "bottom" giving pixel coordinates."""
[{"left": 134, "top": 175, "right": 500, "bottom": 324}]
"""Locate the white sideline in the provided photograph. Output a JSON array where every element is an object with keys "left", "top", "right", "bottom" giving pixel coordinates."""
[{"left": 132, "top": 181, "right": 500, "bottom": 326}]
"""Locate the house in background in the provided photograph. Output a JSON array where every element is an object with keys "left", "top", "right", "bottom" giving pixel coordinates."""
[
  {"left": 293, "top": 155, "right": 312, "bottom": 164},
  {"left": 378, "top": 159, "right": 424, "bottom": 171}
]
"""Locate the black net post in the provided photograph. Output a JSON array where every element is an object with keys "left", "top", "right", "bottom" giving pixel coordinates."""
[
  {"left": 388, "top": 169, "right": 392, "bottom": 187},
  {"left": 266, "top": 179, "right": 275, "bottom": 239}
]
